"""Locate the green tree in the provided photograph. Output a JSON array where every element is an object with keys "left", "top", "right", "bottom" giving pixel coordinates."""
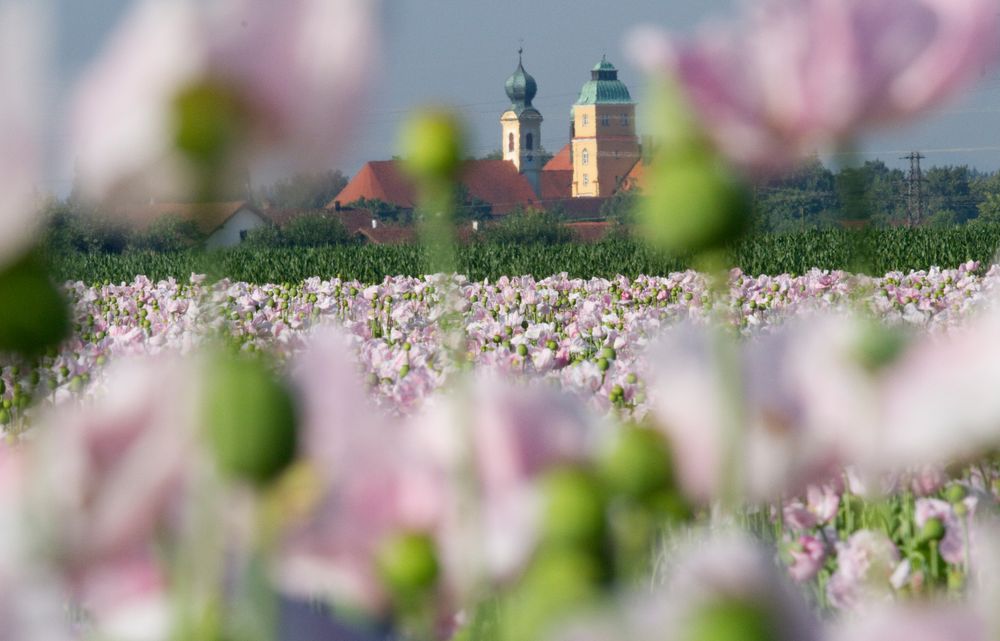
[
  {"left": 480, "top": 208, "right": 572, "bottom": 245},
  {"left": 346, "top": 197, "right": 410, "bottom": 223},
  {"left": 132, "top": 215, "right": 205, "bottom": 252},
  {"left": 601, "top": 187, "right": 640, "bottom": 224},
  {"left": 281, "top": 213, "right": 351, "bottom": 247},
  {"left": 257, "top": 170, "right": 349, "bottom": 210},
  {"left": 924, "top": 165, "right": 979, "bottom": 224}
]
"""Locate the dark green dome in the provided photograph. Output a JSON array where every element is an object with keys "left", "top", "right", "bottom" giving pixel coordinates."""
[
  {"left": 505, "top": 50, "right": 538, "bottom": 115},
  {"left": 576, "top": 56, "right": 633, "bottom": 105}
]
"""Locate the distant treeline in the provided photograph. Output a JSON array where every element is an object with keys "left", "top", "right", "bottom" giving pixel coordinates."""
[{"left": 745, "top": 158, "right": 1000, "bottom": 232}]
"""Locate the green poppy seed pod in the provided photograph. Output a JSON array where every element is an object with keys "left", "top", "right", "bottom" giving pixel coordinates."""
[
  {"left": 540, "top": 467, "right": 607, "bottom": 552},
  {"left": 853, "top": 320, "right": 908, "bottom": 372},
  {"left": 684, "top": 599, "right": 776, "bottom": 641},
  {"left": 625, "top": 373, "right": 639, "bottom": 385},
  {"left": 918, "top": 517, "right": 947, "bottom": 544},
  {"left": 600, "top": 346, "right": 616, "bottom": 361},
  {"left": 546, "top": 340, "right": 558, "bottom": 351},
  {"left": 400, "top": 109, "right": 465, "bottom": 185},
  {"left": 601, "top": 427, "right": 674, "bottom": 500},
  {"left": 944, "top": 484, "right": 967, "bottom": 504},
  {"left": 597, "top": 357, "right": 610, "bottom": 372},
  {"left": 517, "top": 343, "right": 528, "bottom": 357},
  {"left": 399, "top": 364, "right": 410, "bottom": 378},
  {"left": 376, "top": 531, "right": 439, "bottom": 598},
  {"left": 201, "top": 352, "right": 298, "bottom": 486},
  {"left": 640, "top": 150, "right": 751, "bottom": 256}
]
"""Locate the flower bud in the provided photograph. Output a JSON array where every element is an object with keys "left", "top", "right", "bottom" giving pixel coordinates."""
[
  {"left": 601, "top": 426, "right": 674, "bottom": 500},
  {"left": 400, "top": 109, "right": 464, "bottom": 185},
  {"left": 202, "top": 352, "right": 298, "bottom": 486},
  {"left": 683, "top": 599, "right": 776, "bottom": 641},
  {"left": 0, "top": 253, "right": 69, "bottom": 357},
  {"left": 944, "top": 484, "right": 967, "bottom": 504},
  {"left": 917, "top": 517, "right": 946, "bottom": 544},
  {"left": 377, "top": 531, "right": 439, "bottom": 598},
  {"left": 540, "top": 468, "right": 606, "bottom": 552}
]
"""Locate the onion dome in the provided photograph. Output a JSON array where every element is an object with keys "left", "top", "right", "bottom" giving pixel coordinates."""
[
  {"left": 505, "top": 49, "right": 539, "bottom": 115},
  {"left": 575, "top": 56, "right": 633, "bottom": 105}
]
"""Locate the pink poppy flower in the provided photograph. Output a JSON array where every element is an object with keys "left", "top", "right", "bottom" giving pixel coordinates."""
[
  {"left": 72, "top": 0, "right": 378, "bottom": 201},
  {"left": 629, "top": 0, "right": 999, "bottom": 172},
  {"left": 827, "top": 530, "right": 901, "bottom": 610},
  {"left": 786, "top": 535, "right": 826, "bottom": 583}
]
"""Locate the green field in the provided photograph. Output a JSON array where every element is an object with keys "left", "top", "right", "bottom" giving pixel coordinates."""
[{"left": 49, "top": 226, "right": 1000, "bottom": 284}]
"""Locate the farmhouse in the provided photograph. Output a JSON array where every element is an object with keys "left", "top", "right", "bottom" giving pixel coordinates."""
[{"left": 329, "top": 53, "right": 645, "bottom": 219}]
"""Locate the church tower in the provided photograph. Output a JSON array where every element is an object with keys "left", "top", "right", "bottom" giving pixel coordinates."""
[
  {"left": 571, "top": 57, "right": 639, "bottom": 198},
  {"left": 500, "top": 49, "right": 543, "bottom": 196}
]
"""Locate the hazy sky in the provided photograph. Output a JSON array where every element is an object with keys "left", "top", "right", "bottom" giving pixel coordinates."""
[{"left": 43, "top": 0, "right": 1000, "bottom": 194}]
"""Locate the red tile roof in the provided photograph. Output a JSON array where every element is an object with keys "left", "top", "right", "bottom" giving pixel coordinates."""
[
  {"left": 328, "top": 159, "right": 539, "bottom": 215},
  {"left": 544, "top": 144, "right": 572, "bottom": 171},
  {"left": 540, "top": 170, "right": 573, "bottom": 201},
  {"left": 622, "top": 159, "right": 645, "bottom": 191},
  {"left": 354, "top": 224, "right": 418, "bottom": 245},
  {"left": 331, "top": 161, "right": 417, "bottom": 210},
  {"left": 459, "top": 160, "right": 538, "bottom": 214}
]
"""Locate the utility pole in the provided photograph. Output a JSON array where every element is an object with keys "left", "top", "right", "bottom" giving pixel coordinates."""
[{"left": 901, "top": 151, "right": 926, "bottom": 227}]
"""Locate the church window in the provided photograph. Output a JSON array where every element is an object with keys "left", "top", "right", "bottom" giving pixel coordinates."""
[
  {"left": 508, "top": 133, "right": 515, "bottom": 152},
  {"left": 620, "top": 114, "right": 630, "bottom": 126},
  {"left": 583, "top": 174, "right": 590, "bottom": 186},
  {"left": 582, "top": 114, "right": 589, "bottom": 126},
  {"left": 525, "top": 132, "right": 534, "bottom": 150},
  {"left": 582, "top": 149, "right": 589, "bottom": 165},
  {"left": 600, "top": 114, "right": 610, "bottom": 127}
]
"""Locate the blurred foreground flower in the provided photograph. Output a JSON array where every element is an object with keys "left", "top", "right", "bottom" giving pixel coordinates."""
[
  {"left": 554, "top": 533, "right": 820, "bottom": 641},
  {"left": 0, "top": 1, "right": 44, "bottom": 267},
  {"left": 629, "top": 0, "right": 1000, "bottom": 172},
  {"left": 72, "top": 0, "right": 379, "bottom": 202}
]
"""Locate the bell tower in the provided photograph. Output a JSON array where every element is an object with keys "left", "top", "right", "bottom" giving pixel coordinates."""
[
  {"left": 571, "top": 57, "right": 639, "bottom": 198},
  {"left": 500, "top": 49, "right": 543, "bottom": 196}
]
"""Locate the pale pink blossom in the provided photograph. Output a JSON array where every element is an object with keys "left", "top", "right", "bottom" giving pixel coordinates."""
[
  {"left": 646, "top": 317, "right": 857, "bottom": 502},
  {"left": 629, "top": 0, "right": 999, "bottom": 172},
  {"left": 915, "top": 497, "right": 974, "bottom": 565},
  {"left": 828, "top": 605, "right": 989, "bottom": 641},
  {"left": 661, "top": 533, "right": 821, "bottom": 641},
  {"left": 72, "top": 0, "right": 378, "bottom": 201},
  {"left": 827, "top": 530, "right": 901, "bottom": 610},
  {"left": 786, "top": 535, "right": 826, "bottom": 583}
]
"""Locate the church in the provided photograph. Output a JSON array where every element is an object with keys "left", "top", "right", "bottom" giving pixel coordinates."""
[{"left": 328, "top": 53, "right": 646, "bottom": 219}]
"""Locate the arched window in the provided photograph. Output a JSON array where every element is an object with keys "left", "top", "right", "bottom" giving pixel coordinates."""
[
  {"left": 508, "top": 133, "right": 515, "bottom": 152},
  {"left": 582, "top": 149, "right": 589, "bottom": 165},
  {"left": 525, "top": 132, "right": 534, "bottom": 151}
]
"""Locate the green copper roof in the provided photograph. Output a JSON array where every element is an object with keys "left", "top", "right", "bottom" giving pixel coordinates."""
[
  {"left": 576, "top": 57, "right": 633, "bottom": 105},
  {"left": 505, "top": 49, "right": 539, "bottom": 116}
]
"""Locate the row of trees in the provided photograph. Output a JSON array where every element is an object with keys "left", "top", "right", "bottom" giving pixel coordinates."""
[{"left": 749, "top": 158, "right": 1000, "bottom": 232}]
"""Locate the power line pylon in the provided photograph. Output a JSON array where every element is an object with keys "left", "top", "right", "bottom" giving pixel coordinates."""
[{"left": 901, "top": 151, "right": 926, "bottom": 227}]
